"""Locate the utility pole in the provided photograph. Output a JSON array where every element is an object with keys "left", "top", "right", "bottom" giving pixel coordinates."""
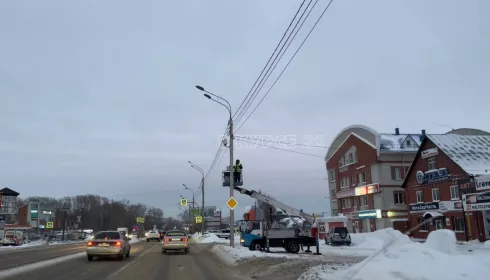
[
  {"left": 61, "top": 209, "right": 67, "bottom": 242},
  {"left": 80, "top": 208, "right": 84, "bottom": 239},
  {"left": 195, "top": 85, "right": 235, "bottom": 247},
  {"left": 188, "top": 161, "right": 205, "bottom": 234},
  {"left": 37, "top": 201, "right": 41, "bottom": 237}
]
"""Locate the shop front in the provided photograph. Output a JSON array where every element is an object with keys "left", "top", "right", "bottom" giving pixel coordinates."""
[
  {"left": 357, "top": 209, "right": 382, "bottom": 233},
  {"left": 463, "top": 190, "right": 490, "bottom": 240},
  {"left": 409, "top": 200, "right": 466, "bottom": 240}
]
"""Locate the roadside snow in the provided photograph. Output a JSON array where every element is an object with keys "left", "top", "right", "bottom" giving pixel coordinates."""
[{"left": 299, "top": 229, "right": 490, "bottom": 280}]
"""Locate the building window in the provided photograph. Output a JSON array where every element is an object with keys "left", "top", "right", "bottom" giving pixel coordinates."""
[
  {"left": 450, "top": 185, "right": 459, "bottom": 200},
  {"left": 358, "top": 172, "right": 366, "bottom": 184},
  {"left": 416, "top": 191, "right": 423, "bottom": 203},
  {"left": 341, "top": 177, "right": 350, "bottom": 189},
  {"left": 331, "top": 190, "right": 336, "bottom": 200},
  {"left": 394, "top": 191, "right": 404, "bottom": 204},
  {"left": 393, "top": 167, "right": 402, "bottom": 180},
  {"left": 332, "top": 209, "right": 338, "bottom": 216},
  {"left": 418, "top": 216, "right": 428, "bottom": 231},
  {"left": 454, "top": 217, "right": 465, "bottom": 232},
  {"left": 432, "top": 188, "right": 440, "bottom": 201},
  {"left": 354, "top": 151, "right": 358, "bottom": 162},
  {"left": 348, "top": 153, "right": 354, "bottom": 163},
  {"left": 435, "top": 219, "right": 444, "bottom": 230},
  {"left": 329, "top": 171, "right": 336, "bottom": 182},
  {"left": 428, "top": 157, "right": 436, "bottom": 170},
  {"left": 351, "top": 175, "right": 357, "bottom": 186},
  {"left": 341, "top": 199, "right": 347, "bottom": 209},
  {"left": 360, "top": 195, "right": 368, "bottom": 206},
  {"left": 353, "top": 197, "right": 358, "bottom": 207},
  {"left": 406, "top": 139, "right": 412, "bottom": 147}
]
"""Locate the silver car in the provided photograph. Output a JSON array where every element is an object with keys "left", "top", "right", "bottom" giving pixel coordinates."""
[
  {"left": 162, "top": 230, "right": 189, "bottom": 254},
  {"left": 86, "top": 231, "right": 131, "bottom": 261}
]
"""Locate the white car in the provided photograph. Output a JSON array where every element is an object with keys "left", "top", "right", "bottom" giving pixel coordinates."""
[{"left": 146, "top": 230, "right": 161, "bottom": 242}]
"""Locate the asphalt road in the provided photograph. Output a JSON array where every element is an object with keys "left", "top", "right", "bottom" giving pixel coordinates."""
[
  {"left": 0, "top": 243, "right": 86, "bottom": 270},
  {"left": 2, "top": 242, "right": 235, "bottom": 280}
]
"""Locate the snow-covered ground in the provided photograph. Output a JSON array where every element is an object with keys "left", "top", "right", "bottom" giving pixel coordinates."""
[{"left": 299, "top": 229, "right": 490, "bottom": 280}]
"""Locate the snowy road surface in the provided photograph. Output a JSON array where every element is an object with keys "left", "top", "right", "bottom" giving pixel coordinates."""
[
  {"left": 1, "top": 243, "right": 237, "bottom": 280},
  {"left": 0, "top": 243, "right": 86, "bottom": 270}
]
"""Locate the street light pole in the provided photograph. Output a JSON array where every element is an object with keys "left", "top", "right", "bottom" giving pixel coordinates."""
[
  {"left": 182, "top": 184, "right": 195, "bottom": 231},
  {"left": 195, "top": 85, "right": 235, "bottom": 248},
  {"left": 188, "top": 161, "right": 205, "bottom": 234}
]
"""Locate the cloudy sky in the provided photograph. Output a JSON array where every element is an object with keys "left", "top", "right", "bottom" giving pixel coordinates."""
[{"left": 1, "top": 0, "right": 488, "bottom": 220}]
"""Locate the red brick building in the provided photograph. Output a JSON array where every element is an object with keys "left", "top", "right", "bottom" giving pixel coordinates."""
[
  {"left": 402, "top": 134, "right": 490, "bottom": 241},
  {"left": 325, "top": 125, "right": 420, "bottom": 233}
]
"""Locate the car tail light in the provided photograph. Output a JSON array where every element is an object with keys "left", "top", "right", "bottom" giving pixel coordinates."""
[
  {"left": 182, "top": 238, "right": 188, "bottom": 242},
  {"left": 87, "top": 241, "right": 94, "bottom": 246},
  {"left": 164, "top": 238, "right": 169, "bottom": 242},
  {"left": 115, "top": 241, "right": 122, "bottom": 246}
]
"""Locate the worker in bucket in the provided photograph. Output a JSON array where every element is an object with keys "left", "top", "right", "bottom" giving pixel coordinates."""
[{"left": 233, "top": 159, "right": 243, "bottom": 183}]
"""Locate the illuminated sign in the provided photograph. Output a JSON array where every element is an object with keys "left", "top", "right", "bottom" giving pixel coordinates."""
[
  {"left": 416, "top": 168, "right": 449, "bottom": 184},
  {"left": 358, "top": 209, "right": 381, "bottom": 219},
  {"left": 355, "top": 183, "right": 380, "bottom": 196}
]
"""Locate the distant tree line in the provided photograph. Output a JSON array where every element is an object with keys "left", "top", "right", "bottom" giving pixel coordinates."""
[{"left": 17, "top": 194, "right": 181, "bottom": 231}]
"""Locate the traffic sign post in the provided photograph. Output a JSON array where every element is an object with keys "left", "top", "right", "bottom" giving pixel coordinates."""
[
  {"left": 226, "top": 197, "right": 238, "bottom": 210},
  {"left": 46, "top": 222, "right": 54, "bottom": 229},
  {"left": 180, "top": 198, "right": 188, "bottom": 207},
  {"left": 195, "top": 216, "right": 202, "bottom": 223}
]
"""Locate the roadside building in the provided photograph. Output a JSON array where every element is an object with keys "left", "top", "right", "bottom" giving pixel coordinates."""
[
  {"left": 325, "top": 125, "right": 421, "bottom": 233},
  {"left": 401, "top": 134, "right": 490, "bottom": 241}
]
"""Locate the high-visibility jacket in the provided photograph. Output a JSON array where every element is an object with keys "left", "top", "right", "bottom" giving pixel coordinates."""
[{"left": 234, "top": 164, "right": 243, "bottom": 172}]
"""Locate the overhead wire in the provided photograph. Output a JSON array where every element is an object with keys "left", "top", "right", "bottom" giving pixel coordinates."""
[
  {"left": 235, "top": 0, "right": 336, "bottom": 132},
  {"left": 232, "top": 0, "right": 309, "bottom": 121},
  {"left": 233, "top": 0, "right": 316, "bottom": 125},
  {"left": 200, "top": 1, "right": 314, "bottom": 186},
  {"left": 236, "top": 138, "right": 324, "bottom": 158},
  {"left": 235, "top": 135, "right": 328, "bottom": 148}
]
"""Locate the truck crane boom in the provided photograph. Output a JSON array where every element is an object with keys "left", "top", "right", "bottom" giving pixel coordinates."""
[{"left": 233, "top": 186, "right": 315, "bottom": 223}]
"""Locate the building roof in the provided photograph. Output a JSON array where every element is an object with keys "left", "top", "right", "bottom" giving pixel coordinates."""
[
  {"left": 0, "top": 187, "right": 20, "bottom": 196},
  {"left": 379, "top": 133, "right": 422, "bottom": 152},
  {"left": 428, "top": 134, "right": 490, "bottom": 175}
]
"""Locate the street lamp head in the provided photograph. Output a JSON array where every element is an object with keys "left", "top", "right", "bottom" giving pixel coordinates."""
[
  {"left": 187, "top": 160, "right": 192, "bottom": 164},
  {"left": 195, "top": 85, "right": 205, "bottom": 91},
  {"left": 182, "top": 184, "right": 186, "bottom": 187},
  {"left": 203, "top": 93, "right": 211, "bottom": 99}
]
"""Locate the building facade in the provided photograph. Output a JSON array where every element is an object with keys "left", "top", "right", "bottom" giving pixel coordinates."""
[
  {"left": 325, "top": 125, "right": 420, "bottom": 233},
  {"left": 402, "top": 134, "right": 490, "bottom": 241}
]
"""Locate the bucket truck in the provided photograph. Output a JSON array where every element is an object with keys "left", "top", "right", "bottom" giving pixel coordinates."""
[{"left": 234, "top": 186, "right": 318, "bottom": 254}]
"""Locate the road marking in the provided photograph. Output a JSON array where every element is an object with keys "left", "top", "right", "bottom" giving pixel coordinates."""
[{"left": 106, "top": 243, "right": 159, "bottom": 279}]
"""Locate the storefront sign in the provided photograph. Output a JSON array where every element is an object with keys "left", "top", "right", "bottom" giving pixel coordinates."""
[
  {"left": 336, "top": 189, "right": 355, "bottom": 199},
  {"left": 475, "top": 175, "right": 490, "bottom": 191},
  {"left": 438, "top": 200, "right": 462, "bottom": 211},
  {"left": 416, "top": 168, "right": 449, "bottom": 184},
  {"left": 409, "top": 202, "right": 439, "bottom": 212},
  {"left": 421, "top": 148, "right": 438, "bottom": 159},
  {"left": 463, "top": 192, "right": 490, "bottom": 211},
  {"left": 358, "top": 209, "right": 381, "bottom": 219},
  {"left": 355, "top": 183, "right": 380, "bottom": 196}
]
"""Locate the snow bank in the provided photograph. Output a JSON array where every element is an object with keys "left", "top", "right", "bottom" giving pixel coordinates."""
[
  {"left": 301, "top": 229, "right": 490, "bottom": 280},
  {"left": 198, "top": 233, "right": 228, "bottom": 243}
]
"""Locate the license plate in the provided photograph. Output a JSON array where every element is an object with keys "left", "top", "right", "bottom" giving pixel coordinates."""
[
  {"left": 98, "top": 243, "right": 110, "bottom": 246},
  {"left": 171, "top": 238, "right": 179, "bottom": 241}
]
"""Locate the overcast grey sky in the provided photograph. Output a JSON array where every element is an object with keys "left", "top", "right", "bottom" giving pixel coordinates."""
[{"left": 1, "top": 0, "right": 489, "bottom": 219}]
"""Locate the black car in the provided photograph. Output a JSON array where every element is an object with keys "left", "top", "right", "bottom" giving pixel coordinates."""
[{"left": 325, "top": 227, "right": 351, "bottom": 246}]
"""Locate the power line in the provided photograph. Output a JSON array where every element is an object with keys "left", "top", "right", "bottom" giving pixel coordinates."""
[
  {"left": 236, "top": 138, "right": 323, "bottom": 158},
  {"left": 235, "top": 0, "right": 336, "bottom": 132},
  {"left": 235, "top": 135, "right": 328, "bottom": 148},
  {"left": 234, "top": 0, "right": 318, "bottom": 125},
  {"left": 232, "top": 0, "right": 309, "bottom": 121}
]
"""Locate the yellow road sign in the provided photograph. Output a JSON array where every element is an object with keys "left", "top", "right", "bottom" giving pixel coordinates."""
[
  {"left": 136, "top": 217, "right": 145, "bottom": 224},
  {"left": 46, "top": 222, "right": 54, "bottom": 229},
  {"left": 195, "top": 216, "right": 202, "bottom": 223},
  {"left": 226, "top": 197, "right": 238, "bottom": 210},
  {"left": 180, "top": 198, "right": 188, "bottom": 207}
]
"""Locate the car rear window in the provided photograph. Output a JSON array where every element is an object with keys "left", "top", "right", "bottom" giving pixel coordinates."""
[
  {"left": 95, "top": 232, "right": 121, "bottom": 240},
  {"left": 334, "top": 227, "right": 348, "bottom": 234},
  {"left": 166, "top": 231, "right": 186, "bottom": 236},
  {"left": 221, "top": 230, "right": 230, "bottom": 233}
]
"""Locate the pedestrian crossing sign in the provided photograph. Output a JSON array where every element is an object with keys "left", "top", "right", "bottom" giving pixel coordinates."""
[
  {"left": 180, "top": 198, "right": 188, "bottom": 207},
  {"left": 46, "top": 222, "right": 54, "bottom": 229},
  {"left": 195, "top": 216, "right": 202, "bottom": 223}
]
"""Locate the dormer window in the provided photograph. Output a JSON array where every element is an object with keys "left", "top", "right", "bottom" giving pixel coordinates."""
[{"left": 406, "top": 139, "right": 412, "bottom": 147}]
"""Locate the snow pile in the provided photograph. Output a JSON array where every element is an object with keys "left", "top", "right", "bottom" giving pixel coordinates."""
[
  {"left": 198, "top": 233, "right": 228, "bottom": 243},
  {"left": 484, "top": 240, "right": 490, "bottom": 248},
  {"left": 304, "top": 230, "right": 490, "bottom": 280},
  {"left": 319, "top": 228, "right": 412, "bottom": 257}
]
